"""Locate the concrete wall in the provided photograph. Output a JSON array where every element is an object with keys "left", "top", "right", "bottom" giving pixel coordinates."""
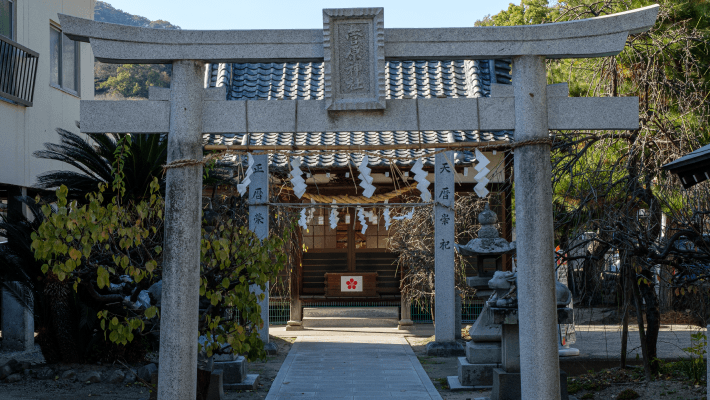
[{"left": 0, "top": 0, "right": 95, "bottom": 188}]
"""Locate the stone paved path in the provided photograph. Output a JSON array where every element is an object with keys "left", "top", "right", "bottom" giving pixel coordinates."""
[{"left": 265, "top": 335, "right": 443, "bottom": 400}]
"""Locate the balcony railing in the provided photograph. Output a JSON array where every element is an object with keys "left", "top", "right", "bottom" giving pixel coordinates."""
[{"left": 0, "top": 35, "right": 39, "bottom": 107}]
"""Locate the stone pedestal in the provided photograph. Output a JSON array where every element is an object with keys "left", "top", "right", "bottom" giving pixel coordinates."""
[
  {"left": 491, "top": 368, "right": 568, "bottom": 400},
  {"left": 206, "top": 370, "right": 225, "bottom": 400},
  {"left": 466, "top": 341, "right": 502, "bottom": 364},
  {"left": 449, "top": 299, "right": 504, "bottom": 390},
  {"left": 0, "top": 287, "right": 34, "bottom": 351},
  {"left": 501, "top": 324, "right": 520, "bottom": 372},
  {"left": 214, "top": 356, "right": 259, "bottom": 391},
  {"left": 285, "top": 320, "right": 303, "bottom": 331},
  {"left": 425, "top": 341, "right": 464, "bottom": 357},
  {"left": 457, "top": 358, "right": 497, "bottom": 386},
  {"left": 483, "top": 307, "right": 572, "bottom": 399},
  {"left": 286, "top": 297, "right": 303, "bottom": 331},
  {"left": 398, "top": 298, "right": 414, "bottom": 330}
]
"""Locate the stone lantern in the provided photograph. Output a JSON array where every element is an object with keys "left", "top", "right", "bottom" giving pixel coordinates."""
[{"left": 455, "top": 203, "right": 516, "bottom": 298}]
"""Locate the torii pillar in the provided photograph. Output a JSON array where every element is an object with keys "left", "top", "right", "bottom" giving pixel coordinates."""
[
  {"left": 160, "top": 60, "right": 205, "bottom": 399},
  {"left": 512, "top": 55, "right": 559, "bottom": 397}
]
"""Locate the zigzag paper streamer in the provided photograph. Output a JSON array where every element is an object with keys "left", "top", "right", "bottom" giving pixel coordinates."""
[
  {"left": 357, "top": 155, "right": 376, "bottom": 198},
  {"left": 411, "top": 159, "right": 431, "bottom": 202},
  {"left": 289, "top": 157, "right": 307, "bottom": 199},
  {"left": 236, "top": 153, "right": 254, "bottom": 196},
  {"left": 329, "top": 200, "right": 339, "bottom": 230},
  {"left": 307, "top": 199, "right": 316, "bottom": 224},
  {"left": 298, "top": 208, "right": 308, "bottom": 230},
  {"left": 393, "top": 208, "right": 415, "bottom": 221},
  {"left": 383, "top": 200, "right": 392, "bottom": 230},
  {"left": 357, "top": 206, "right": 368, "bottom": 234},
  {"left": 474, "top": 149, "right": 490, "bottom": 198}
]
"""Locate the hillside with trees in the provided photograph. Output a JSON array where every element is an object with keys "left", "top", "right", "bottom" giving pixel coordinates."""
[
  {"left": 93, "top": 2, "right": 176, "bottom": 99},
  {"left": 94, "top": 1, "right": 180, "bottom": 30}
]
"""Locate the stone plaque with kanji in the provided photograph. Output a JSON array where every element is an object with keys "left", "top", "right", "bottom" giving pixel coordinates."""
[{"left": 323, "top": 8, "right": 385, "bottom": 111}]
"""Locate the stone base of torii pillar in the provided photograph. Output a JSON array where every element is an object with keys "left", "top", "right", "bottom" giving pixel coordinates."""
[{"left": 448, "top": 307, "right": 572, "bottom": 400}]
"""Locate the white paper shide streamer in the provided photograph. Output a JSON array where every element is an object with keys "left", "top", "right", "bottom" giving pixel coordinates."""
[
  {"left": 298, "top": 209, "right": 308, "bottom": 230},
  {"left": 393, "top": 208, "right": 415, "bottom": 221},
  {"left": 383, "top": 200, "right": 392, "bottom": 230},
  {"left": 298, "top": 199, "right": 316, "bottom": 231},
  {"left": 474, "top": 149, "right": 490, "bottom": 198},
  {"left": 411, "top": 159, "right": 431, "bottom": 202},
  {"left": 329, "top": 200, "right": 339, "bottom": 230},
  {"left": 236, "top": 153, "right": 254, "bottom": 196},
  {"left": 357, "top": 155, "right": 376, "bottom": 198},
  {"left": 356, "top": 206, "right": 368, "bottom": 234},
  {"left": 290, "top": 157, "right": 307, "bottom": 199},
  {"left": 307, "top": 199, "right": 316, "bottom": 224}
]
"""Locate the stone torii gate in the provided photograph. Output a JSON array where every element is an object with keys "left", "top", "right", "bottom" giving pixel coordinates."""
[{"left": 60, "top": 6, "right": 658, "bottom": 400}]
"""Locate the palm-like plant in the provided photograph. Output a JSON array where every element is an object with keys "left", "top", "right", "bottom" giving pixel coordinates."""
[
  {"left": 33, "top": 128, "right": 168, "bottom": 203},
  {"left": 0, "top": 130, "right": 169, "bottom": 362}
]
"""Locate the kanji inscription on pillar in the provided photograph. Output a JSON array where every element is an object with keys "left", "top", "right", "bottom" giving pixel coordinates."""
[
  {"left": 323, "top": 8, "right": 385, "bottom": 111},
  {"left": 434, "top": 150, "right": 456, "bottom": 343}
]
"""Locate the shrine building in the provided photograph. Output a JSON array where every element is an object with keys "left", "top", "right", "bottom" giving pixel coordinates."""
[{"left": 201, "top": 59, "right": 514, "bottom": 317}]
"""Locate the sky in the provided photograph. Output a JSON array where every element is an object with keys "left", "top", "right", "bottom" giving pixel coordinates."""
[{"left": 102, "top": 0, "right": 516, "bottom": 30}]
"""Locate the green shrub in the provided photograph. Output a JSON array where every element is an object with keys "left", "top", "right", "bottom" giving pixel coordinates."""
[{"left": 567, "top": 380, "right": 582, "bottom": 394}]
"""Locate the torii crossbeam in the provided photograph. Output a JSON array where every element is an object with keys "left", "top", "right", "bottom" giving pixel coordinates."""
[{"left": 60, "top": 6, "right": 658, "bottom": 400}]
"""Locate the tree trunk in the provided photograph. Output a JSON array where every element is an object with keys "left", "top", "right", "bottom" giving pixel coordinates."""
[
  {"left": 640, "top": 269, "right": 660, "bottom": 374},
  {"left": 620, "top": 274, "right": 630, "bottom": 369},
  {"left": 44, "top": 278, "right": 81, "bottom": 363},
  {"left": 629, "top": 264, "right": 653, "bottom": 381},
  {"left": 620, "top": 306, "right": 629, "bottom": 369},
  {"left": 620, "top": 253, "right": 630, "bottom": 369}
]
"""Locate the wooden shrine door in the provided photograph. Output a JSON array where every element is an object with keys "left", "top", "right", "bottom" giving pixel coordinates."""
[{"left": 300, "top": 207, "right": 399, "bottom": 299}]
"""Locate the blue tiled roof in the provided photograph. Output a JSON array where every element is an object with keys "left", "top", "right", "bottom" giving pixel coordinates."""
[
  {"left": 662, "top": 143, "right": 710, "bottom": 171},
  {"left": 203, "top": 59, "right": 512, "bottom": 169}
]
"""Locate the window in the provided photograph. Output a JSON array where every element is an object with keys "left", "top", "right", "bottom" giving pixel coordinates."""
[
  {"left": 50, "top": 25, "right": 79, "bottom": 94},
  {"left": 302, "top": 207, "right": 390, "bottom": 250},
  {"left": 0, "top": 0, "right": 13, "bottom": 40}
]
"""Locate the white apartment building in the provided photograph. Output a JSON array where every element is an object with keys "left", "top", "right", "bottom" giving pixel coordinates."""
[{"left": 0, "top": 0, "right": 95, "bottom": 217}]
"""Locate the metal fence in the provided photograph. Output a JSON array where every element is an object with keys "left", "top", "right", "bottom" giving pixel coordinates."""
[
  {"left": 269, "top": 298, "right": 290, "bottom": 325},
  {"left": 232, "top": 298, "right": 484, "bottom": 325},
  {"left": 0, "top": 35, "right": 39, "bottom": 107},
  {"left": 411, "top": 298, "right": 484, "bottom": 324},
  {"left": 303, "top": 301, "right": 400, "bottom": 308}
]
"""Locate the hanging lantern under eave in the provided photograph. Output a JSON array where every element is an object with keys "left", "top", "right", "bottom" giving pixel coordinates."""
[{"left": 455, "top": 203, "right": 516, "bottom": 298}]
